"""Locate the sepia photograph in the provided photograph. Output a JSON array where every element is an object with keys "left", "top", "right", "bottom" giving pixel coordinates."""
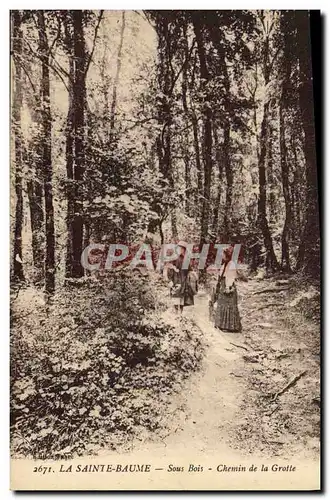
[{"left": 10, "top": 9, "right": 321, "bottom": 490}]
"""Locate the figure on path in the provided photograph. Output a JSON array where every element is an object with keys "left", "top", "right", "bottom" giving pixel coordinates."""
[
  {"left": 211, "top": 246, "right": 242, "bottom": 332},
  {"left": 164, "top": 241, "right": 198, "bottom": 314}
]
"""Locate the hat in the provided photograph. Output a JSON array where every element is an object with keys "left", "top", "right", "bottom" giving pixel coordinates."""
[{"left": 177, "top": 240, "right": 188, "bottom": 249}]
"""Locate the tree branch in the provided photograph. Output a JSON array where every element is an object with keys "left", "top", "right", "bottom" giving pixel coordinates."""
[
  {"left": 269, "top": 46, "right": 282, "bottom": 74},
  {"left": 85, "top": 10, "right": 104, "bottom": 76},
  {"left": 24, "top": 37, "right": 70, "bottom": 91},
  {"left": 49, "top": 13, "right": 62, "bottom": 53},
  {"left": 169, "top": 38, "right": 196, "bottom": 96},
  {"left": 20, "top": 59, "right": 37, "bottom": 96}
]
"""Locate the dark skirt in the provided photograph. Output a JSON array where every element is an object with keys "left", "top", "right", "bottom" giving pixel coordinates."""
[
  {"left": 214, "top": 278, "right": 242, "bottom": 332},
  {"left": 171, "top": 280, "right": 194, "bottom": 306}
]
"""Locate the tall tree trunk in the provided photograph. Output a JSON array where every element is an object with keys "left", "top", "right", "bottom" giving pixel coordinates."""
[
  {"left": 295, "top": 11, "right": 319, "bottom": 277},
  {"left": 192, "top": 15, "right": 213, "bottom": 245},
  {"left": 109, "top": 11, "right": 125, "bottom": 139},
  {"left": 211, "top": 126, "right": 223, "bottom": 241},
  {"left": 191, "top": 110, "right": 203, "bottom": 201},
  {"left": 208, "top": 16, "right": 232, "bottom": 240},
  {"left": 27, "top": 177, "right": 44, "bottom": 280},
  {"left": 65, "top": 10, "right": 86, "bottom": 278},
  {"left": 182, "top": 24, "right": 192, "bottom": 217},
  {"left": 188, "top": 50, "right": 203, "bottom": 212},
  {"left": 279, "top": 102, "right": 291, "bottom": 272},
  {"left": 65, "top": 39, "right": 75, "bottom": 277},
  {"left": 155, "top": 16, "right": 177, "bottom": 239},
  {"left": 222, "top": 123, "right": 232, "bottom": 240},
  {"left": 24, "top": 86, "right": 45, "bottom": 281},
  {"left": 12, "top": 11, "right": 25, "bottom": 282},
  {"left": 100, "top": 41, "right": 110, "bottom": 142},
  {"left": 37, "top": 11, "right": 55, "bottom": 294},
  {"left": 258, "top": 99, "right": 279, "bottom": 271},
  {"left": 267, "top": 122, "right": 276, "bottom": 225},
  {"left": 291, "top": 135, "right": 303, "bottom": 239},
  {"left": 258, "top": 35, "right": 279, "bottom": 271}
]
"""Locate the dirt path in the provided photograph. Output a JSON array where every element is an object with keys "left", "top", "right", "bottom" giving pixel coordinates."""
[
  {"left": 129, "top": 278, "right": 320, "bottom": 461},
  {"left": 131, "top": 290, "right": 248, "bottom": 458},
  {"left": 11, "top": 278, "right": 320, "bottom": 490}
]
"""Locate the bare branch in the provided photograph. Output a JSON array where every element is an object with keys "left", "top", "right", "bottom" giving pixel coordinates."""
[
  {"left": 245, "top": 81, "right": 256, "bottom": 98},
  {"left": 169, "top": 38, "right": 196, "bottom": 96},
  {"left": 24, "top": 36, "right": 70, "bottom": 90},
  {"left": 85, "top": 10, "right": 104, "bottom": 76},
  {"left": 50, "top": 55, "right": 70, "bottom": 80},
  {"left": 123, "top": 116, "right": 158, "bottom": 132},
  {"left": 256, "top": 10, "right": 266, "bottom": 33},
  {"left": 49, "top": 13, "right": 62, "bottom": 53},
  {"left": 50, "top": 64, "right": 69, "bottom": 92},
  {"left": 20, "top": 60, "right": 37, "bottom": 97},
  {"left": 269, "top": 46, "right": 282, "bottom": 74}
]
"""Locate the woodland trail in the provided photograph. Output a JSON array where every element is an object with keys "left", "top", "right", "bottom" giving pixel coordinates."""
[
  {"left": 140, "top": 290, "right": 248, "bottom": 458},
  {"left": 10, "top": 277, "right": 320, "bottom": 491},
  {"left": 126, "top": 277, "right": 320, "bottom": 462}
]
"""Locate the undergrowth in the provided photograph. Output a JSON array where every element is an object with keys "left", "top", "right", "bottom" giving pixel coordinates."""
[{"left": 11, "top": 271, "right": 204, "bottom": 459}]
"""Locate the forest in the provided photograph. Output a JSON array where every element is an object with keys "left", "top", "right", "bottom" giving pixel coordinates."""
[{"left": 10, "top": 10, "right": 320, "bottom": 460}]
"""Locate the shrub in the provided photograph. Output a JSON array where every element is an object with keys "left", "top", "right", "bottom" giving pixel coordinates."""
[{"left": 11, "top": 271, "right": 204, "bottom": 458}]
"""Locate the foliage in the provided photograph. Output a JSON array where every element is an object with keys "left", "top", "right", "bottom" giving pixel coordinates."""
[
  {"left": 10, "top": 9, "right": 319, "bottom": 458},
  {"left": 11, "top": 271, "right": 204, "bottom": 458},
  {"left": 11, "top": 10, "right": 319, "bottom": 282}
]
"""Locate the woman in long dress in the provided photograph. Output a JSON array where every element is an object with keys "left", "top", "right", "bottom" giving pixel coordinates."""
[{"left": 213, "top": 247, "right": 242, "bottom": 332}]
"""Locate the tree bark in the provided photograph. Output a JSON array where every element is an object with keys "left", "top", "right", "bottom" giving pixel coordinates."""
[
  {"left": 182, "top": 23, "right": 192, "bottom": 217},
  {"left": 222, "top": 123, "right": 232, "bottom": 240},
  {"left": 258, "top": 99, "right": 279, "bottom": 271},
  {"left": 155, "top": 15, "right": 177, "bottom": 239},
  {"left": 192, "top": 15, "right": 213, "bottom": 245},
  {"left": 72, "top": 11, "right": 86, "bottom": 277},
  {"left": 279, "top": 102, "right": 291, "bottom": 272},
  {"left": 295, "top": 11, "right": 319, "bottom": 277},
  {"left": 191, "top": 110, "right": 203, "bottom": 201},
  {"left": 258, "top": 33, "right": 279, "bottom": 271},
  {"left": 211, "top": 126, "right": 223, "bottom": 241},
  {"left": 23, "top": 71, "right": 45, "bottom": 281},
  {"left": 109, "top": 11, "right": 125, "bottom": 139},
  {"left": 267, "top": 120, "right": 276, "bottom": 225},
  {"left": 65, "top": 34, "right": 75, "bottom": 277},
  {"left": 37, "top": 11, "right": 55, "bottom": 294},
  {"left": 12, "top": 11, "right": 25, "bottom": 282},
  {"left": 291, "top": 135, "right": 303, "bottom": 238},
  {"left": 208, "top": 15, "right": 232, "bottom": 240},
  {"left": 65, "top": 11, "right": 86, "bottom": 278},
  {"left": 27, "top": 176, "right": 44, "bottom": 280}
]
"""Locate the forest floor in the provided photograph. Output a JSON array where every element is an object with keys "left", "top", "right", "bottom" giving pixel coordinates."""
[
  {"left": 120, "top": 276, "right": 321, "bottom": 461},
  {"left": 11, "top": 274, "right": 320, "bottom": 464}
]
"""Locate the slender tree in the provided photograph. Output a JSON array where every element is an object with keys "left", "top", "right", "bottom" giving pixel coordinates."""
[
  {"left": 109, "top": 11, "right": 126, "bottom": 138},
  {"left": 64, "top": 10, "right": 87, "bottom": 278},
  {"left": 22, "top": 65, "right": 45, "bottom": 282},
  {"left": 279, "top": 100, "right": 291, "bottom": 271},
  {"left": 37, "top": 11, "right": 55, "bottom": 294},
  {"left": 295, "top": 11, "right": 319, "bottom": 277},
  {"left": 257, "top": 11, "right": 279, "bottom": 271},
  {"left": 12, "top": 11, "right": 25, "bottom": 282},
  {"left": 207, "top": 14, "right": 232, "bottom": 240},
  {"left": 181, "top": 22, "right": 192, "bottom": 217},
  {"left": 192, "top": 13, "right": 213, "bottom": 245},
  {"left": 154, "top": 13, "right": 178, "bottom": 238},
  {"left": 64, "top": 12, "right": 75, "bottom": 277}
]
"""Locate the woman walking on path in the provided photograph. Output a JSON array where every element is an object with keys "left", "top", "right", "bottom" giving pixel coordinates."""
[
  {"left": 164, "top": 241, "right": 198, "bottom": 314},
  {"left": 212, "top": 246, "right": 242, "bottom": 332}
]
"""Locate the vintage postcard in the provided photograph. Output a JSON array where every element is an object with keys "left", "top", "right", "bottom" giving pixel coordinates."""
[{"left": 10, "top": 9, "right": 321, "bottom": 490}]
